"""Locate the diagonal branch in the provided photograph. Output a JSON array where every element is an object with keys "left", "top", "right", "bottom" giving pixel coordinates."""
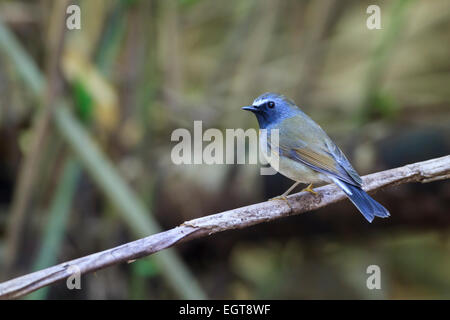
[{"left": 0, "top": 155, "right": 449, "bottom": 299}]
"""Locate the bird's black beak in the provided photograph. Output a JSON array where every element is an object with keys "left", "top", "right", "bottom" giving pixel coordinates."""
[{"left": 242, "top": 105, "right": 259, "bottom": 113}]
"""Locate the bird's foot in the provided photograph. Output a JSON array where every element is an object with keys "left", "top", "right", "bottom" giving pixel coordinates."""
[
  {"left": 269, "top": 195, "right": 293, "bottom": 210},
  {"left": 301, "top": 183, "right": 318, "bottom": 195},
  {"left": 270, "top": 195, "right": 288, "bottom": 202}
]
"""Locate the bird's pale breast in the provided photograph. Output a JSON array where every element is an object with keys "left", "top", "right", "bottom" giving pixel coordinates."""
[{"left": 259, "top": 132, "right": 330, "bottom": 184}]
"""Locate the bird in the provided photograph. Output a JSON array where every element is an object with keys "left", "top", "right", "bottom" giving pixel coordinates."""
[{"left": 242, "top": 92, "right": 390, "bottom": 223}]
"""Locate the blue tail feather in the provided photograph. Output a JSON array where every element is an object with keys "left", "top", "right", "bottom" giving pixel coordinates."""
[{"left": 335, "top": 180, "right": 390, "bottom": 223}]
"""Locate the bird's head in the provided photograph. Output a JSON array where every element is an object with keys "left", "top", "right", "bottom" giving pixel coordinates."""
[{"left": 242, "top": 93, "right": 299, "bottom": 128}]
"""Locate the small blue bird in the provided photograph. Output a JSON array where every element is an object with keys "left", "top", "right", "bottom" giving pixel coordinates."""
[{"left": 242, "top": 93, "right": 390, "bottom": 223}]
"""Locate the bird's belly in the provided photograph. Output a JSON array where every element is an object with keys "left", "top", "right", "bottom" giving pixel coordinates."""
[
  {"left": 260, "top": 135, "right": 330, "bottom": 184},
  {"left": 276, "top": 154, "right": 326, "bottom": 183}
]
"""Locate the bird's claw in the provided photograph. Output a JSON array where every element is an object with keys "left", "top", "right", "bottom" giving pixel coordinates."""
[
  {"left": 269, "top": 195, "right": 293, "bottom": 210},
  {"left": 301, "top": 183, "right": 318, "bottom": 195},
  {"left": 270, "top": 195, "right": 288, "bottom": 201}
]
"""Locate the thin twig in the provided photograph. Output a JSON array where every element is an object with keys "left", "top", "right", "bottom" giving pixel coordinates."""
[{"left": 0, "top": 155, "right": 448, "bottom": 299}]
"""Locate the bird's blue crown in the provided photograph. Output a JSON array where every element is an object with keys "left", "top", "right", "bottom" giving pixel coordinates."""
[{"left": 248, "top": 92, "right": 301, "bottom": 128}]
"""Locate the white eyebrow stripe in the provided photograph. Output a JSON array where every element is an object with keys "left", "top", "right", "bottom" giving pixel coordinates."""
[{"left": 253, "top": 98, "right": 270, "bottom": 107}]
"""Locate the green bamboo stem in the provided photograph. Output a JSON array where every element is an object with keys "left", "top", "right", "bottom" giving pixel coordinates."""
[{"left": 27, "top": 157, "right": 81, "bottom": 300}]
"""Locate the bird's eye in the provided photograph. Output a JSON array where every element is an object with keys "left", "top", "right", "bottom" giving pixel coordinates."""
[{"left": 267, "top": 101, "right": 275, "bottom": 108}]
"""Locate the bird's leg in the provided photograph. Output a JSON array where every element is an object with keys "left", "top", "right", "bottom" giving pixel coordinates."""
[
  {"left": 301, "top": 183, "right": 318, "bottom": 195},
  {"left": 270, "top": 181, "right": 301, "bottom": 201}
]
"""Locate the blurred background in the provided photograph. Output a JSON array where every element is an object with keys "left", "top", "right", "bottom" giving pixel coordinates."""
[{"left": 0, "top": 0, "right": 449, "bottom": 299}]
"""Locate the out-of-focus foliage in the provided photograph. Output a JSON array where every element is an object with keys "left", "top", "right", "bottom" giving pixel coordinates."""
[{"left": 0, "top": 0, "right": 449, "bottom": 299}]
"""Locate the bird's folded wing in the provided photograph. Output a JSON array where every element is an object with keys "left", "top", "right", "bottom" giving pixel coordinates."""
[
  {"left": 275, "top": 142, "right": 361, "bottom": 187},
  {"left": 324, "top": 140, "right": 362, "bottom": 185},
  {"left": 266, "top": 116, "right": 362, "bottom": 186}
]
